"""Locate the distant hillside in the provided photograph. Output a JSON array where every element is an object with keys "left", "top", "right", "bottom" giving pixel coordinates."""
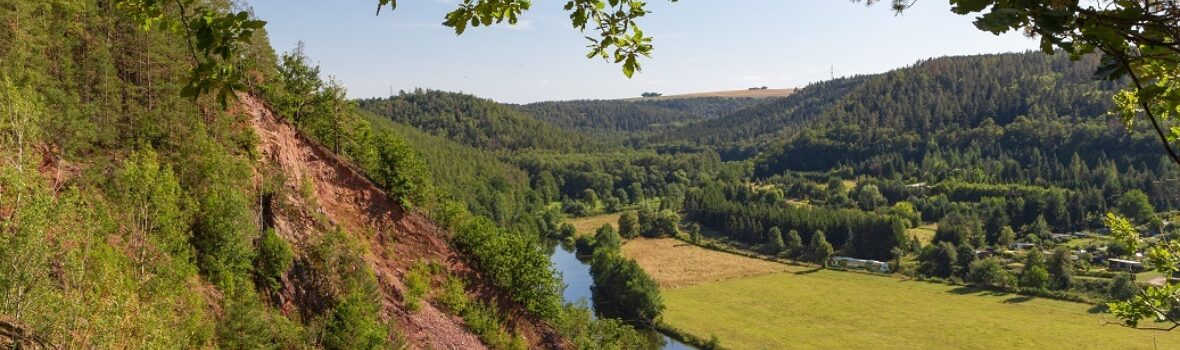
[
  {"left": 633, "top": 88, "right": 797, "bottom": 100},
  {"left": 357, "top": 90, "right": 595, "bottom": 152},
  {"left": 519, "top": 97, "right": 768, "bottom": 135},
  {"left": 639, "top": 52, "right": 1180, "bottom": 209}
]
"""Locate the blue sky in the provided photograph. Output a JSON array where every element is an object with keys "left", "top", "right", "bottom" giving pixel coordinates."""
[{"left": 246, "top": 0, "right": 1038, "bottom": 103}]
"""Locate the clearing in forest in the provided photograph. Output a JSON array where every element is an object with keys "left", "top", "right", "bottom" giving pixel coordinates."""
[
  {"left": 906, "top": 223, "right": 938, "bottom": 245},
  {"left": 620, "top": 238, "right": 799, "bottom": 288},
  {"left": 568, "top": 213, "right": 624, "bottom": 236}
]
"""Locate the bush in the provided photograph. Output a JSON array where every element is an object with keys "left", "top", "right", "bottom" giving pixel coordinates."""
[
  {"left": 451, "top": 216, "right": 563, "bottom": 320},
  {"left": 254, "top": 228, "right": 293, "bottom": 291},
  {"left": 438, "top": 274, "right": 469, "bottom": 313},
  {"left": 594, "top": 224, "right": 622, "bottom": 252},
  {"left": 966, "top": 257, "right": 1013, "bottom": 287},
  {"left": 372, "top": 130, "right": 433, "bottom": 209},
  {"left": 462, "top": 301, "right": 526, "bottom": 350},
  {"left": 1108, "top": 273, "right": 1138, "bottom": 300},
  {"left": 405, "top": 262, "right": 433, "bottom": 312},
  {"left": 324, "top": 288, "right": 390, "bottom": 350},
  {"left": 554, "top": 303, "right": 647, "bottom": 349}
]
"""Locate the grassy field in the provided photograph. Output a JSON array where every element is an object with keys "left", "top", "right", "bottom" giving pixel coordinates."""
[
  {"left": 621, "top": 238, "right": 796, "bottom": 288},
  {"left": 906, "top": 223, "right": 938, "bottom": 245},
  {"left": 567, "top": 213, "right": 623, "bottom": 236},
  {"left": 622, "top": 237, "right": 1180, "bottom": 349},
  {"left": 661, "top": 271, "right": 1180, "bottom": 349},
  {"left": 1063, "top": 236, "right": 1115, "bottom": 249}
]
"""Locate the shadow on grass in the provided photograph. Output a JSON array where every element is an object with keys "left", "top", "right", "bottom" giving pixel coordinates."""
[
  {"left": 946, "top": 286, "right": 1011, "bottom": 297},
  {"left": 1088, "top": 304, "right": 1110, "bottom": 314},
  {"left": 1003, "top": 296, "right": 1034, "bottom": 304},
  {"left": 794, "top": 268, "right": 824, "bottom": 275}
]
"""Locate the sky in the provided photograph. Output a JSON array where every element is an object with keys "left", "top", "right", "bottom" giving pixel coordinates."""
[{"left": 246, "top": 0, "right": 1039, "bottom": 103}]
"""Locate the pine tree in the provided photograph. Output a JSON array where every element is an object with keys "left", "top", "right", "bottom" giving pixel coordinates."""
[
  {"left": 784, "top": 230, "right": 803, "bottom": 257},
  {"left": 768, "top": 227, "right": 786, "bottom": 254},
  {"left": 807, "top": 231, "right": 834, "bottom": 266}
]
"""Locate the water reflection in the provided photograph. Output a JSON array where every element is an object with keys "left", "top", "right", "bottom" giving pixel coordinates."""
[{"left": 547, "top": 240, "right": 695, "bottom": 350}]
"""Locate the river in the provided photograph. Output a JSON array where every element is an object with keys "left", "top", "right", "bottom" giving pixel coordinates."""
[{"left": 548, "top": 241, "right": 696, "bottom": 350}]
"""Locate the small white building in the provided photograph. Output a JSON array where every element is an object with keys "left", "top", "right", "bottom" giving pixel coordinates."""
[
  {"left": 830, "top": 256, "right": 891, "bottom": 273},
  {"left": 1108, "top": 258, "right": 1146, "bottom": 272},
  {"left": 1010, "top": 242, "right": 1036, "bottom": 250}
]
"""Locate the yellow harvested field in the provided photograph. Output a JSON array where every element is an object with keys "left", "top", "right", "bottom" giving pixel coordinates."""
[
  {"left": 568, "top": 213, "right": 622, "bottom": 236},
  {"left": 621, "top": 238, "right": 800, "bottom": 288},
  {"left": 627, "top": 88, "right": 797, "bottom": 100}
]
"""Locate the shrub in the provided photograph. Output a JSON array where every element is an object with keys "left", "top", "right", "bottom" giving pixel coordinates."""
[
  {"left": 966, "top": 257, "right": 1012, "bottom": 287},
  {"left": 405, "top": 262, "right": 433, "bottom": 312},
  {"left": 255, "top": 228, "right": 293, "bottom": 291},
  {"left": 324, "top": 288, "right": 390, "bottom": 350},
  {"left": 438, "top": 274, "right": 469, "bottom": 313}
]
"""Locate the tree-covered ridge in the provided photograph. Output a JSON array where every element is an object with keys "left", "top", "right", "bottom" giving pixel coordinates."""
[
  {"left": 658, "top": 53, "right": 1120, "bottom": 151},
  {"left": 360, "top": 110, "right": 540, "bottom": 226},
  {"left": 519, "top": 97, "right": 766, "bottom": 135},
  {"left": 357, "top": 89, "right": 594, "bottom": 152},
  {"left": 652, "top": 76, "right": 868, "bottom": 152}
]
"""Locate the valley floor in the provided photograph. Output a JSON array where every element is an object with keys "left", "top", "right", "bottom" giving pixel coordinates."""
[{"left": 621, "top": 238, "right": 1180, "bottom": 350}]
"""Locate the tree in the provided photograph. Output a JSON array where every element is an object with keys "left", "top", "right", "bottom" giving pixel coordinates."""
[
  {"left": 582, "top": 188, "right": 600, "bottom": 207},
  {"left": 372, "top": 130, "right": 432, "bottom": 209},
  {"left": 1026, "top": 215, "right": 1052, "bottom": 241},
  {"left": 689, "top": 223, "right": 702, "bottom": 244},
  {"left": 997, "top": 226, "right": 1016, "bottom": 249},
  {"left": 595, "top": 224, "right": 622, "bottom": 252},
  {"left": 967, "top": 258, "right": 1013, "bottom": 287},
  {"left": 784, "top": 230, "right": 803, "bottom": 257},
  {"left": 854, "top": 184, "right": 887, "bottom": 210},
  {"left": 1116, "top": 189, "right": 1156, "bottom": 223},
  {"left": 1107, "top": 273, "right": 1138, "bottom": 301},
  {"left": 934, "top": 211, "right": 982, "bottom": 246},
  {"left": 618, "top": 212, "right": 640, "bottom": 239},
  {"left": 919, "top": 242, "right": 958, "bottom": 279},
  {"left": 589, "top": 250, "right": 664, "bottom": 325},
  {"left": 805, "top": 231, "right": 834, "bottom": 266},
  {"left": 842, "top": 228, "right": 858, "bottom": 257},
  {"left": 255, "top": 229, "right": 293, "bottom": 292},
  {"left": 1020, "top": 249, "right": 1049, "bottom": 290},
  {"left": 955, "top": 244, "right": 977, "bottom": 278},
  {"left": 645, "top": 210, "right": 679, "bottom": 238},
  {"left": 277, "top": 42, "right": 323, "bottom": 122},
  {"left": 1047, "top": 247, "right": 1074, "bottom": 290},
  {"left": 768, "top": 227, "right": 786, "bottom": 254},
  {"left": 558, "top": 223, "right": 578, "bottom": 238}
]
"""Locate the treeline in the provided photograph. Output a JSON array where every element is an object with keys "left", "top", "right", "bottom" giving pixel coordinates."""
[
  {"left": 357, "top": 90, "right": 595, "bottom": 152},
  {"left": 515, "top": 150, "right": 729, "bottom": 207},
  {"left": 684, "top": 183, "right": 906, "bottom": 261},
  {"left": 520, "top": 97, "right": 764, "bottom": 135}
]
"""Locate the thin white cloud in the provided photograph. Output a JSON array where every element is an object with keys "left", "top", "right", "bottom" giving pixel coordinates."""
[{"left": 502, "top": 19, "right": 534, "bottom": 31}]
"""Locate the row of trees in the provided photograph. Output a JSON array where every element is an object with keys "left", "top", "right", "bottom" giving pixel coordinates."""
[{"left": 684, "top": 183, "right": 906, "bottom": 261}]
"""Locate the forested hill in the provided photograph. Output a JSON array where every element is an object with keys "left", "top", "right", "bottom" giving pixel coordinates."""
[
  {"left": 653, "top": 53, "right": 1115, "bottom": 147},
  {"left": 357, "top": 90, "right": 595, "bottom": 152},
  {"left": 519, "top": 97, "right": 767, "bottom": 135}
]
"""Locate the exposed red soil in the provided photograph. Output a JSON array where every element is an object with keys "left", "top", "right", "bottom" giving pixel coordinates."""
[{"left": 238, "top": 94, "right": 564, "bottom": 349}]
